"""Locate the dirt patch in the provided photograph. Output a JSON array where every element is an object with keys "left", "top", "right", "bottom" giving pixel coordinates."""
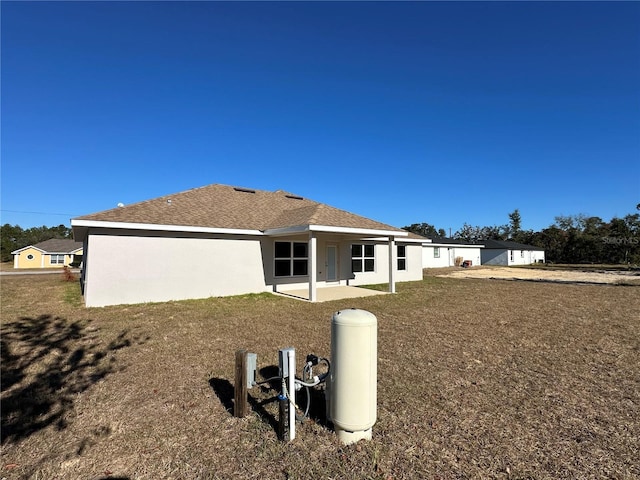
[{"left": 432, "top": 266, "right": 640, "bottom": 285}]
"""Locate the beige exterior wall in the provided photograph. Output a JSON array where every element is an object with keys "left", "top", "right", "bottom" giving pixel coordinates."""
[{"left": 83, "top": 233, "right": 268, "bottom": 307}]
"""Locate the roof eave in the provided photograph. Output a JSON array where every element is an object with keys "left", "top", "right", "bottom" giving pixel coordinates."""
[
  {"left": 426, "top": 242, "right": 485, "bottom": 248},
  {"left": 11, "top": 246, "right": 46, "bottom": 254},
  {"left": 71, "top": 219, "right": 264, "bottom": 237}
]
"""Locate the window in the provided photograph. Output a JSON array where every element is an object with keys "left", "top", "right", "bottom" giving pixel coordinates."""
[
  {"left": 50, "top": 254, "right": 65, "bottom": 265},
  {"left": 520, "top": 250, "right": 525, "bottom": 258},
  {"left": 433, "top": 247, "right": 440, "bottom": 258},
  {"left": 510, "top": 250, "right": 514, "bottom": 262},
  {"left": 274, "top": 241, "right": 308, "bottom": 277},
  {"left": 351, "top": 244, "right": 375, "bottom": 272},
  {"left": 397, "top": 245, "right": 406, "bottom": 270},
  {"left": 26, "top": 254, "right": 34, "bottom": 260}
]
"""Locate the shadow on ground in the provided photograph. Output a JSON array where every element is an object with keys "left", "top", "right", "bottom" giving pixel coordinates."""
[
  {"left": 209, "top": 364, "right": 330, "bottom": 439},
  {"left": 0, "top": 314, "right": 147, "bottom": 444}
]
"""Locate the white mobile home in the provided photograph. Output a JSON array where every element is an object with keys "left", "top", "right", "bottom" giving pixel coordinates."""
[{"left": 422, "top": 237, "right": 483, "bottom": 268}]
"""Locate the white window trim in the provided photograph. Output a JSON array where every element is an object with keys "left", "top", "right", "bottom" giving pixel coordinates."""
[{"left": 50, "top": 254, "right": 65, "bottom": 265}]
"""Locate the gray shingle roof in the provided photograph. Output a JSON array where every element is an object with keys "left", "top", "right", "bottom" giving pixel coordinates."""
[
  {"left": 428, "top": 236, "right": 479, "bottom": 245},
  {"left": 32, "top": 238, "right": 83, "bottom": 253},
  {"left": 73, "top": 184, "right": 404, "bottom": 233},
  {"left": 481, "top": 239, "right": 544, "bottom": 251}
]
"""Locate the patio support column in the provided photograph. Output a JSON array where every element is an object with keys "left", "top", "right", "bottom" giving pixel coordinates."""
[
  {"left": 308, "top": 231, "right": 317, "bottom": 302},
  {"left": 388, "top": 236, "right": 396, "bottom": 293}
]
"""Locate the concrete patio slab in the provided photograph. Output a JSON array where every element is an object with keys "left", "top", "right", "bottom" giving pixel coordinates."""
[{"left": 275, "top": 286, "right": 388, "bottom": 302}]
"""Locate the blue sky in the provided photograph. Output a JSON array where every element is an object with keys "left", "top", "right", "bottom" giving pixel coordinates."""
[{"left": 2, "top": 1, "right": 639, "bottom": 234}]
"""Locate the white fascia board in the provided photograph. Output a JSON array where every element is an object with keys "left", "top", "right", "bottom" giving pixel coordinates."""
[
  {"left": 396, "top": 237, "right": 428, "bottom": 244},
  {"left": 70, "top": 219, "right": 264, "bottom": 236},
  {"left": 309, "top": 225, "right": 409, "bottom": 237},
  {"left": 264, "top": 225, "right": 407, "bottom": 237},
  {"left": 11, "top": 245, "right": 46, "bottom": 254},
  {"left": 426, "top": 242, "right": 485, "bottom": 248}
]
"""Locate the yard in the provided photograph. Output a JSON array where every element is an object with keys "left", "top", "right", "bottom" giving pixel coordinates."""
[{"left": 1, "top": 269, "right": 639, "bottom": 479}]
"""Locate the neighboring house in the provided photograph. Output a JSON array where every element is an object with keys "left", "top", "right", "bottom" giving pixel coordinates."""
[
  {"left": 480, "top": 239, "right": 545, "bottom": 266},
  {"left": 71, "top": 184, "right": 424, "bottom": 307},
  {"left": 11, "top": 238, "right": 83, "bottom": 269},
  {"left": 421, "top": 237, "right": 483, "bottom": 268}
]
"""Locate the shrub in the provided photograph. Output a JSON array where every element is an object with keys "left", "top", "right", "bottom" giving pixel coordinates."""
[{"left": 61, "top": 265, "right": 76, "bottom": 282}]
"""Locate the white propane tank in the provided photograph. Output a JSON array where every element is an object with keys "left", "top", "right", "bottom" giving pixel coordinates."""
[{"left": 328, "top": 308, "right": 377, "bottom": 444}]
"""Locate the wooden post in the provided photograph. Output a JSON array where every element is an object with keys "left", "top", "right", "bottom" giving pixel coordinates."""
[{"left": 234, "top": 349, "right": 248, "bottom": 417}]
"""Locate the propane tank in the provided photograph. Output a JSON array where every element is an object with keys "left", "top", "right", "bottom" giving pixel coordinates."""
[{"left": 327, "top": 308, "right": 377, "bottom": 444}]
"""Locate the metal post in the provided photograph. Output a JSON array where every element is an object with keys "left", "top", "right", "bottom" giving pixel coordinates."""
[
  {"left": 287, "top": 348, "right": 296, "bottom": 441},
  {"left": 388, "top": 236, "right": 396, "bottom": 293}
]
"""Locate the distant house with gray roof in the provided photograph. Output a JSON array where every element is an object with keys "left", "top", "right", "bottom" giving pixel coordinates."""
[
  {"left": 71, "top": 184, "right": 424, "bottom": 307},
  {"left": 11, "top": 238, "right": 83, "bottom": 269},
  {"left": 419, "top": 237, "right": 546, "bottom": 268},
  {"left": 480, "top": 239, "right": 545, "bottom": 266}
]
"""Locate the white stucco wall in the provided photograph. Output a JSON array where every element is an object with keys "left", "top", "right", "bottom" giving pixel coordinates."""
[
  {"left": 81, "top": 230, "right": 424, "bottom": 307},
  {"left": 83, "top": 233, "right": 268, "bottom": 307},
  {"left": 422, "top": 245, "right": 482, "bottom": 268},
  {"left": 532, "top": 250, "right": 545, "bottom": 263},
  {"left": 508, "top": 249, "right": 546, "bottom": 266},
  {"left": 347, "top": 241, "right": 423, "bottom": 286}
]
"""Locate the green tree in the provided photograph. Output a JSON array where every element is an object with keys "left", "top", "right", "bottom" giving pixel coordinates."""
[
  {"left": 531, "top": 226, "right": 566, "bottom": 263},
  {"left": 1, "top": 224, "right": 24, "bottom": 263},
  {"left": 405, "top": 205, "right": 639, "bottom": 264},
  {"left": 554, "top": 214, "right": 587, "bottom": 231},
  {"left": 508, "top": 209, "right": 522, "bottom": 238},
  {"left": 1, "top": 224, "right": 72, "bottom": 263},
  {"left": 403, "top": 223, "right": 445, "bottom": 238}
]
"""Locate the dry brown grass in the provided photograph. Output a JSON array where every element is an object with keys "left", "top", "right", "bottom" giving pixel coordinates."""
[{"left": 1, "top": 273, "right": 639, "bottom": 480}]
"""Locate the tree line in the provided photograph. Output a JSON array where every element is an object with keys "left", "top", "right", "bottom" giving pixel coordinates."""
[
  {"left": 1, "top": 224, "right": 73, "bottom": 263},
  {"left": 404, "top": 207, "right": 640, "bottom": 265}
]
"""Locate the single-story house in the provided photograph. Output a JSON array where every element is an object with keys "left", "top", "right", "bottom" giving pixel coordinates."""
[
  {"left": 11, "top": 238, "right": 83, "bottom": 269},
  {"left": 480, "top": 239, "right": 545, "bottom": 266},
  {"left": 421, "top": 237, "right": 483, "bottom": 268},
  {"left": 71, "top": 184, "right": 424, "bottom": 307}
]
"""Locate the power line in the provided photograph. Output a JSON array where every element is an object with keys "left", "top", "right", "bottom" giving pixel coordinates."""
[{"left": 0, "top": 209, "right": 79, "bottom": 216}]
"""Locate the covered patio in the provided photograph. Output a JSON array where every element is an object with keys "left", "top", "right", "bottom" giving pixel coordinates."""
[{"left": 266, "top": 229, "right": 405, "bottom": 302}]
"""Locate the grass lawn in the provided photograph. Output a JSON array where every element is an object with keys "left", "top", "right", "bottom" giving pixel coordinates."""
[{"left": 1, "top": 272, "right": 638, "bottom": 479}]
